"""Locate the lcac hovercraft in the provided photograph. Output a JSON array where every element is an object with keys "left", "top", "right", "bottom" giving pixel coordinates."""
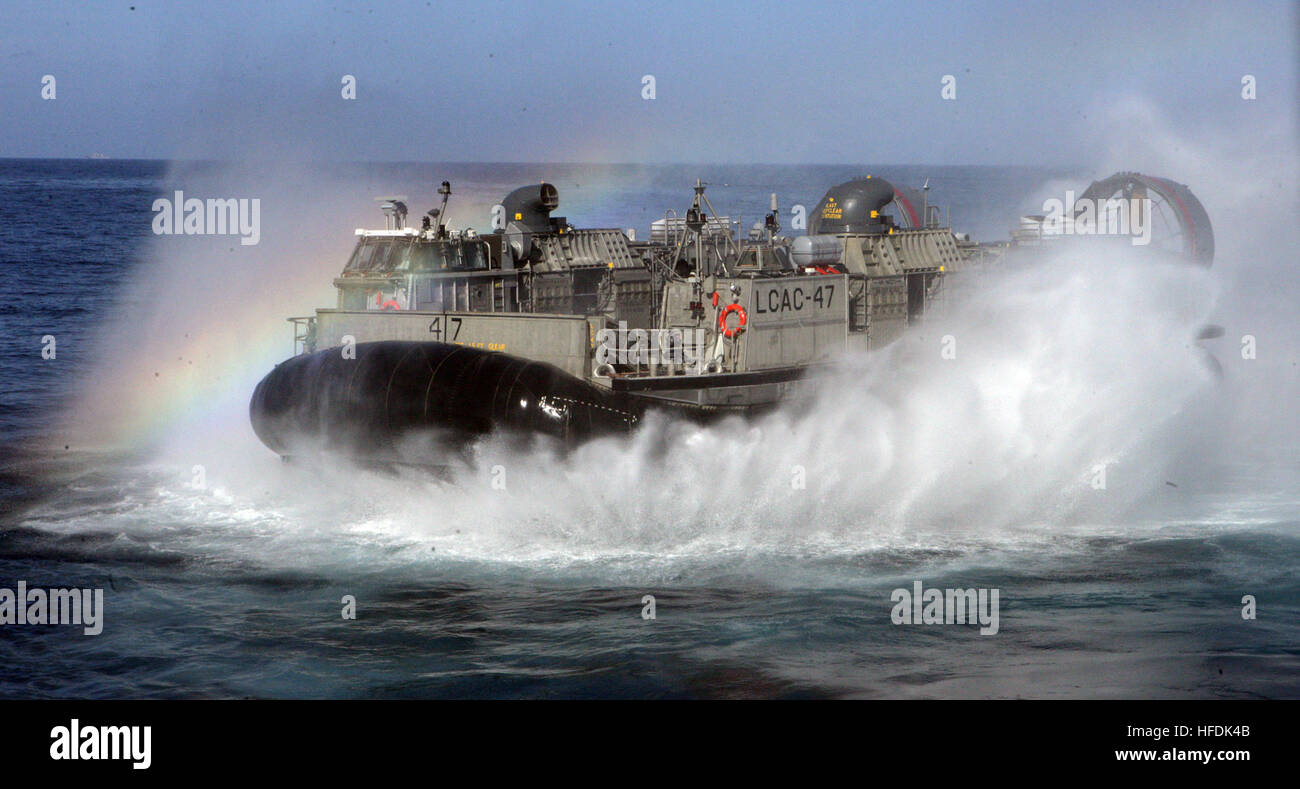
[{"left": 249, "top": 173, "right": 1213, "bottom": 460}]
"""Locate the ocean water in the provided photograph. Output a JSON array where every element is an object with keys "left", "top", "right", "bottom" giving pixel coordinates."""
[{"left": 0, "top": 159, "right": 1296, "bottom": 699}]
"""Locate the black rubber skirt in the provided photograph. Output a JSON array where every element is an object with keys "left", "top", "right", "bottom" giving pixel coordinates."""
[{"left": 249, "top": 341, "right": 642, "bottom": 457}]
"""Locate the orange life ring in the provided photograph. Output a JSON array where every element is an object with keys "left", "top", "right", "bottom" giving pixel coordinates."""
[
  {"left": 718, "top": 303, "right": 747, "bottom": 338},
  {"left": 380, "top": 300, "right": 401, "bottom": 310}
]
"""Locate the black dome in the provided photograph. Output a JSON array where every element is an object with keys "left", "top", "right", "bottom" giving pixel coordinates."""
[{"left": 809, "top": 176, "right": 896, "bottom": 235}]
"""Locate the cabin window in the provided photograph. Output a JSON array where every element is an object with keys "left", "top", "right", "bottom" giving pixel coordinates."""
[
  {"left": 370, "top": 242, "right": 398, "bottom": 271},
  {"left": 344, "top": 239, "right": 400, "bottom": 273},
  {"left": 771, "top": 246, "right": 793, "bottom": 271},
  {"left": 460, "top": 242, "right": 487, "bottom": 270},
  {"left": 390, "top": 241, "right": 415, "bottom": 271},
  {"left": 407, "top": 241, "right": 488, "bottom": 272},
  {"left": 409, "top": 243, "right": 451, "bottom": 271}
]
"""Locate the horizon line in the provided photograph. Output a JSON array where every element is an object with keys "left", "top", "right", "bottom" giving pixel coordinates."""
[{"left": 0, "top": 155, "right": 1084, "bottom": 170}]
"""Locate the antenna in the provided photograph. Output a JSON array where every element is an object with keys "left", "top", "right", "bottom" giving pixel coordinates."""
[
  {"left": 427, "top": 181, "right": 452, "bottom": 238},
  {"left": 670, "top": 179, "right": 736, "bottom": 278},
  {"left": 376, "top": 196, "right": 409, "bottom": 230},
  {"left": 921, "top": 178, "right": 930, "bottom": 228}
]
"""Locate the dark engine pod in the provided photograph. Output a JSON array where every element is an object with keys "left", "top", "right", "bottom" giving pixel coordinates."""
[
  {"left": 809, "top": 176, "right": 897, "bottom": 235},
  {"left": 501, "top": 183, "right": 560, "bottom": 233},
  {"left": 249, "top": 341, "right": 640, "bottom": 458}
]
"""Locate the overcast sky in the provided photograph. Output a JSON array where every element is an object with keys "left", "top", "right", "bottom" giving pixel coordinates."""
[{"left": 2, "top": 0, "right": 1296, "bottom": 164}]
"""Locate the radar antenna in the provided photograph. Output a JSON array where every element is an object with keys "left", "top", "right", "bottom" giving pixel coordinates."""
[
  {"left": 764, "top": 192, "right": 780, "bottom": 240},
  {"left": 376, "top": 196, "right": 409, "bottom": 230},
  {"left": 671, "top": 179, "right": 737, "bottom": 278},
  {"left": 425, "top": 181, "right": 453, "bottom": 238}
]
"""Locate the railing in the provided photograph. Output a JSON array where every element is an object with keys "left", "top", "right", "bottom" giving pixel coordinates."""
[{"left": 288, "top": 316, "right": 316, "bottom": 356}]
